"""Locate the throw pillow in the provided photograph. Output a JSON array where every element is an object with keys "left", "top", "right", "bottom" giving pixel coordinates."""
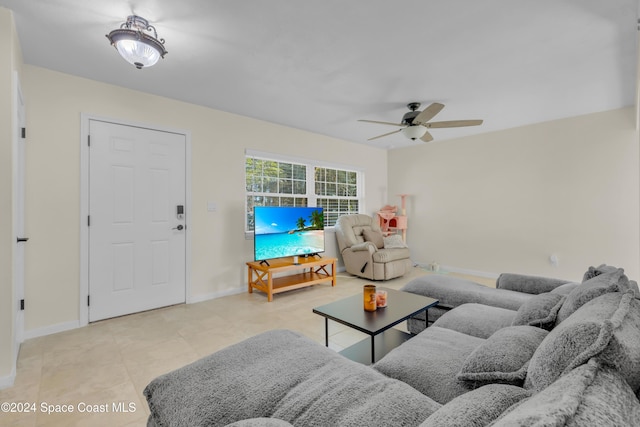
[
  {"left": 555, "top": 268, "right": 628, "bottom": 324},
  {"left": 492, "top": 359, "right": 640, "bottom": 426},
  {"left": 362, "top": 229, "right": 384, "bottom": 249},
  {"left": 582, "top": 263, "right": 620, "bottom": 282},
  {"left": 512, "top": 293, "right": 565, "bottom": 330},
  {"left": 419, "top": 384, "right": 531, "bottom": 427},
  {"left": 525, "top": 290, "right": 640, "bottom": 393},
  {"left": 382, "top": 234, "right": 407, "bottom": 249},
  {"left": 457, "top": 325, "right": 548, "bottom": 387}
]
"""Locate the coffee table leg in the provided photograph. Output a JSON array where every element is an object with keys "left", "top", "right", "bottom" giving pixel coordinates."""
[
  {"left": 371, "top": 336, "right": 375, "bottom": 364},
  {"left": 324, "top": 318, "right": 329, "bottom": 347}
]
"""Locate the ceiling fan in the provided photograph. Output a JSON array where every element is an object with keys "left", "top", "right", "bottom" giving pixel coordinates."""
[{"left": 359, "top": 102, "right": 483, "bottom": 143}]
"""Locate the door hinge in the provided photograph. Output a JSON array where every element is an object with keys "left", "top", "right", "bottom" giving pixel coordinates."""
[
  {"left": 20, "top": 299, "right": 24, "bottom": 310},
  {"left": 87, "top": 295, "right": 90, "bottom": 306},
  {"left": 87, "top": 135, "right": 90, "bottom": 146},
  {"left": 21, "top": 128, "right": 26, "bottom": 139},
  {"left": 88, "top": 215, "right": 90, "bottom": 226}
]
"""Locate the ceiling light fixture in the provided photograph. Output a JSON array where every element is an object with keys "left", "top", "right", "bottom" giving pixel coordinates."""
[
  {"left": 106, "top": 15, "right": 167, "bottom": 69},
  {"left": 402, "top": 125, "right": 427, "bottom": 140}
]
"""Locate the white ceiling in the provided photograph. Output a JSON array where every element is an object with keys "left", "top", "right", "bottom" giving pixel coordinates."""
[{"left": 1, "top": 0, "right": 638, "bottom": 149}]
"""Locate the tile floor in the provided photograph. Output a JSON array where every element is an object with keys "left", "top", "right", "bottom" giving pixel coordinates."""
[{"left": 1, "top": 267, "right": 494, "bottom": 426}]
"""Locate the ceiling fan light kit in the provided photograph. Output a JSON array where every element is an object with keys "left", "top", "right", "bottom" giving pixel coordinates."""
[
  {"left": 402, "top": 125, "right": 427, "bottom": 140},
  {"left": 359, "top": 102, "right": 483, "bottom": 143},
  {"left": 106, "top": 15, "right": 167, "bottom": 69}
]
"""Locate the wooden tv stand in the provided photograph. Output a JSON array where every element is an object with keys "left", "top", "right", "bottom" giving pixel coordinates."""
[{"left": 247, "top": 256, "right": 337, "bottom": 302}]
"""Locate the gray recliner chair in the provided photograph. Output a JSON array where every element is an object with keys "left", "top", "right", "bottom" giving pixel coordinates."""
[{"left": 335, "top": 214, "right": 412, "bottom": 280}]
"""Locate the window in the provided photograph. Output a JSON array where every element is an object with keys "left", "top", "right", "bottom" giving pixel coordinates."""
[
  {"left": 315, "top": 167, "right": 359, "bottom": 228},
  {"left": 245, "top": 153, "right": 362, "bottom": 231}
]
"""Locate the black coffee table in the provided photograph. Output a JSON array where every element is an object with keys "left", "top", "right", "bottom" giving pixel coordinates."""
[{"left": 313, "top": 287, "right": 438, "bottom": 364}]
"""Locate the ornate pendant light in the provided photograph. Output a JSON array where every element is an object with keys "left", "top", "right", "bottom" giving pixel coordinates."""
[{"left": 106, "top": 15, "right": 167, "bottom": 69}]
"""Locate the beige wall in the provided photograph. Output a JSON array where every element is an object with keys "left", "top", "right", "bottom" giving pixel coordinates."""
[
  {"left": 0, "top": 7, "right": 23, "bottom": 381},
  {"left": 389, "top": 108, "right": 640, "bottom": 281},
  {"left": 21, "top": 65, "right": 388, "bottom": 333}
]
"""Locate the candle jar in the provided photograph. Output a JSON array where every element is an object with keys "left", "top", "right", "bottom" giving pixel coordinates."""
[
  {"left": 376, "top": 290, "right": 387, "bottom": 308},
  {"left": 363, "top": 284, "right": 377, "bottom": 311}
]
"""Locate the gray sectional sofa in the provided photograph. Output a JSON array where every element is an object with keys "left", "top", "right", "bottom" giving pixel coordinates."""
[
  {"left": 400, "top": 272, "right": 576, "bottom": 334},
  {"left": 144, "top": 266, "right": 640, "bottom": 426}
]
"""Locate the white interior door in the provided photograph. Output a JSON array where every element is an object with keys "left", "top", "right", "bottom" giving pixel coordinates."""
[{"left": 88, "top": 120, "right": 186, "bottom": 322}]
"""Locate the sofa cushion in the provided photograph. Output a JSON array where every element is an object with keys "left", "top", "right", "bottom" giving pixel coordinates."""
[
  {"left": 556, "top": 268, "right": 628, "bottom": 324},
  {"left": 525, "top": 290, "right": 640, "bottom": 393},
  {"left": 362, "top": 228, "right": 384, "bottom": 249},
  {"left": 457, "top": 326, "right": 548, "bottom": 387},
  {"left": 512, "top": 293, "right": 565, "bottom": 330},
  {"left": 433, "top": 304, "right": 517, "bottom": 339},
  {"left": 374, "top": 326, "right": 486, "bottom": 404},
  {"left": 420, "top": 384, "right": 531, "bottom": 427},
  {"left": 492, "top": 359, "right": 640, "bottom": 426},
  {"left": 271, "top": 358, "right": 440, "bottom": 426}
]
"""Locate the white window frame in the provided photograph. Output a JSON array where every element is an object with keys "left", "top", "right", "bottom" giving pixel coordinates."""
[{"left": 244, "top": 149, "right": 365, "bottom": 235}]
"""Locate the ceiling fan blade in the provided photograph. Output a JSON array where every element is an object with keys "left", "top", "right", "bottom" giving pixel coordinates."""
[
  {"left": 358, "top": 119, "right": 404, "bottom": 127},
  {"left": 413, "top": 102, "right": 445, "bottom": 125},
  {"left": 367, "top": 129, "right": 402, "bottom": 141},
  {"left": 420, "top": 131, "right": 434, "bottom": 143},
  {"left": 427, "top": 119, "right": 483, "bottom": 128}
]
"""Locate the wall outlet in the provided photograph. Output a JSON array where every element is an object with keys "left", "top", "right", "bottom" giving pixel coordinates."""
[{"left": 549, "top": 254, "right": 559, "bottom": 267}]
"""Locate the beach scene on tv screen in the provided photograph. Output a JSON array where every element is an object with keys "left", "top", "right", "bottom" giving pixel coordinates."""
[{"left": 254, "top": 207, "right": 325, "bottom": 260}]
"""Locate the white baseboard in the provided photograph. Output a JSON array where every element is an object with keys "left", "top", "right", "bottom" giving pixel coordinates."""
[
  {"left": 23, "top": 320, "right": 80, "bottom": 341},
  {"left": 442, "top": 265, "right": 500, "bottom": 279},
  {"left": 22, "top": 288, "right": 253, "bottom": 339},
  {"left": 3, "top": 319, "right": 78, "bottom": 389},
  {"left": 188, "top": 287, "right": 245, "bottom": 304},
  {"left": 415, "top": 262, "right": 500, "bottom": 280}
]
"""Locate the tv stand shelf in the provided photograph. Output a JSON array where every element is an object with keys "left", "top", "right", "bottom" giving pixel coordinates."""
[{"left": 247, "top": 256, "right": 337, "bottom": 302}]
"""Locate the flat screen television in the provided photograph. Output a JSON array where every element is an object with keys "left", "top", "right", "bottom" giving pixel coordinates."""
[{"left": 253, "top": 206, "right": 325, "bottom": 262}]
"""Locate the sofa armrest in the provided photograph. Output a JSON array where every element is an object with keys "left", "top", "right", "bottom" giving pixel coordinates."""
[
  {"left": 350, "top": 241, "right": 377, "bottom": 252},
  {"left": 496, "top": 273, "right": 571, "bottom": 295}
]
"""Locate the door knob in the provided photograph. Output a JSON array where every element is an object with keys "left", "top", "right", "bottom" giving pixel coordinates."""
[
  {"left": 17, "top": 237, "right": 29, "bottom": 243},
  {"left": 172, "top": 225, "right": 184, "bottom": 231}
]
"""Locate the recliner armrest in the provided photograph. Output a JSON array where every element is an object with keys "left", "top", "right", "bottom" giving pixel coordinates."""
[{"left": 350, "top": 242, "right": 377, "bottom": 252}]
